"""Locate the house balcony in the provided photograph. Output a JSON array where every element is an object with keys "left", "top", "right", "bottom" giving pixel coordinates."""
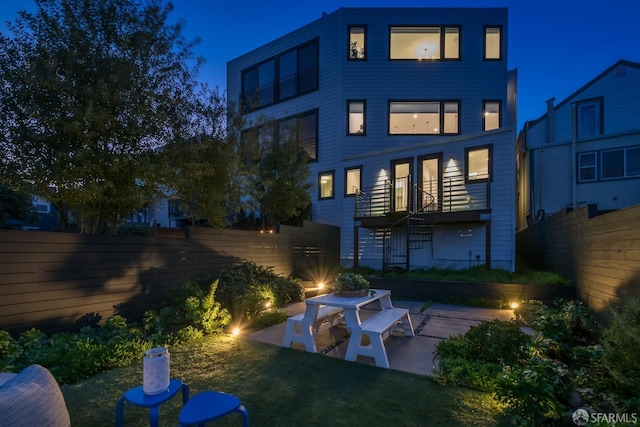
[{"left": 354, "top": 174, "right": 491, "bottom": 229}]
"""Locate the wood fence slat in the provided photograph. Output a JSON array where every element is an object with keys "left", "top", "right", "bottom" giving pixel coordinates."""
[{"left": 0, "top": 221, "right": 340, "bottom": 335}]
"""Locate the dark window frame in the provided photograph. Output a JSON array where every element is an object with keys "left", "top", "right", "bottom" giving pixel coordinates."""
[
  {"left": 575, "top": 97, "right": 604, "bottom": 140},
  {"left": 388, "top": 25, "right": 461, "bottom": 61},
  {"left": 390, "top": 157, "right": 414, "bottom": 212},
  {"left": 482, "top": 99, "right": 502, "bottom": 131},
  {"left": 417, "top": 153, "right": 443, "bottom": 211},
  {"left": 344, "top": 165, "right": 363, "bottom": 197},
  {"left": 388, "top": 100, "right": 461, "bottom": 136},
  {"left": 347, "top": 100, "right": 367, "bottom": 136},
  {"left": 483, "top": 25, "right": 503, "bottom": 61},
  {"left": 241, "top": 38, "right": 319, "bottom": 113},
  {"left": 347, "top": 25, "right": 367, "bottom": 61},
  {"left": 318, "top": 170, "right": 336, "bottom": 200},
  {"left": 241, "top": 109, "right": 319, "bottom": 163},
  {"left": 465, "top": 144, "right": 493, "bottom": 184}
]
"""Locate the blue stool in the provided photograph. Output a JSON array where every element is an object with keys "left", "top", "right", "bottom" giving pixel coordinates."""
[
  {"left": 178, "top": 391, "right": 249, "bottom": 427},
  {"left": 115, "top": 378, "right": 189, "bottom": 427}
]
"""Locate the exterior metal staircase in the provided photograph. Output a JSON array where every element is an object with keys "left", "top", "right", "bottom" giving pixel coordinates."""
[{"left": 382, "top": 184, "right": 435, "bottom": 272}]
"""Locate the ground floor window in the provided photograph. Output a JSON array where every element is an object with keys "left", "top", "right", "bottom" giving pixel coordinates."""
[
  {"left": 319, "top": 171, "right": 335, "bottom": 199},
  {"left": 345, "top": 166, "right": 361, "bottom": 196}
]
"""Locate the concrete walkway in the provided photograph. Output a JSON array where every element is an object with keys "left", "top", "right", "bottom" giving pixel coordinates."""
[{"left": 246, "top": 300, "right": 514, "bottom": 376}]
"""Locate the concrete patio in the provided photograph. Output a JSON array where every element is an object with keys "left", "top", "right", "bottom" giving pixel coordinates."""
[{"left": 247, "top": 300, "right": 514, "bottom": 376}]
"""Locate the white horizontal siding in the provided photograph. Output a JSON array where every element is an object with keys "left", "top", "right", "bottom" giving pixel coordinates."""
[
  {"left": 227, "top": 7, "right": 515, "bottom": 270},
  {"left": 521, "top": 61, "right": 640, "bottom": 224}
]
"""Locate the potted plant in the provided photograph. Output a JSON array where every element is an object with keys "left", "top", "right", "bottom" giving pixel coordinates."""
[{"left": 332, "top": 272, "right": 371, "bottom": 297}]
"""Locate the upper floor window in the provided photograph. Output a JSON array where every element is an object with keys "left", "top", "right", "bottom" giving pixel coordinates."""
[
  {"left": 240, "top": 110, "right": 318, "bottom": 162},
  {"left": 483, "top": 100, "right": 501, "bottom": 131},
  {"left": 465, "top": 145, "right": 492, "bottom": 183},
  {"left": 242, "top": 39, "right": 318, "bottom": 112},
  {"left": 576, "top": 99, "right": 602, "bottom": 139},
  {"left": 345, "top": 166, "right": 362, "bottom": 196},
  {"left": 484, "top": 26, "right": 502, "bottom": 60},
  {"left": 319, "top": 171, "right": 335, "bottom": 199},
  {"left": 348, "top": 100, "right": 366, "bottom": 135},
  {"left": 390, "top": 26, "right": 460, "bottom": 60},
  {"left": 389, "top": 101, "right": 459, "bottom": 135},
  {"left": 348, "top": 26, "right": 366, "bottom": 60}
]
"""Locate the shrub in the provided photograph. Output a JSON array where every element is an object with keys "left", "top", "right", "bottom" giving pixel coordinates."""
[
  {"left": 146, "top": 280, "right": 231, "bottom": 334},
  {"left": 215, "top": 261, "right": 305, "bottom": 317},
  {"left": 437, "top": 320, "right": 530, "bottom": 365},
  {"left": 0, "top": 330, "right": 23, "bottom": 371},
  {"left": 333, "top": 272, "right": 370, "bottom": 292},
  {"left": 515, "top": 299, "right": 599, "bottom": 346},
  {"left": 495, "top": 357, "right": 568, "bottom": 427},
  {"left": 252, "top": 309, "right": 289, "bottom": 330},
  {"left": 435, "top": 320, "right": 531, "bottom": 389},
  {"left": 601, "top": 298, "right": 640, "bottom": 403}
]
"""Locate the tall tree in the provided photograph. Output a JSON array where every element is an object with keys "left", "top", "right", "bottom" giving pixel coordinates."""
[
  {"left": 0, "top": 184, "right": 38, "bottom": 229},
  {"left": 160, "top": 88, "right": 238, "bottom": 227},
  {"left": 0, "top": 0, "right": 204, "bottom": 233},
  {"left": 241, "top": 118, "right": 312, "bottom": 229}
]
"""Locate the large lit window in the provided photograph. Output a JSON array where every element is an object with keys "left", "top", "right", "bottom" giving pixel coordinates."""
[
  {"left": 242, "top": 39, "right": 318, "bottom": 112},
  {"left": 319, "top": 171, "right": 335, "bottom": 199},
  {"left": 465, "top": 145, "right": 492, "bottom": 183},
  {"left": 576, "top": 99, "right": 602, "bottom": 139},
  {"left": 483, "top": 100, "right": 501, "bottom": 131},
  {"left": 345, "top": 166, "right": 362, "bottom": 196},
  {"left": 484, "top": 26, "right": 502, "bottom": 60},
  {"left": 348, "top": 26, "right": 366, "bottom": 60},
  {"left": 348, "top": 100, "right": 366, "bottom": 135},
  {"left": 390, "top": 26, "right": 460, "bottom": 60},
  {"left": 389, "top": 101, "right": 459, "bottom": 135}
]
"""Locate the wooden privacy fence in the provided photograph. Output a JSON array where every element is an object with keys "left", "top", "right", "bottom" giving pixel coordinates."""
[
  {"left": 0, "top": 221, "right": 340, "bottom": 335},
  {"left": 517, "top": 204, "right": 640, "bottom": 322}
]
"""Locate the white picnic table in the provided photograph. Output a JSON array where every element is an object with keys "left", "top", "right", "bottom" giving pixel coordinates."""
[{"left": 282, "top": 289, "right": 414, "bottom": 368}]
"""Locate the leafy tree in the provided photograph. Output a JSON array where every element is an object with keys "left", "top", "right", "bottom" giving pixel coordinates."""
[
  {"left": 240, "top": 117, "right": 311, "bottom": 229},
  {"left": 0, "top": 0, "right": 206, "bottom": 233},
  {"left": 160, "top": 88, "right": 238, "bottom": 227},
  {"left": 0, "top": 184, "right": 38, "bottom": 229}
]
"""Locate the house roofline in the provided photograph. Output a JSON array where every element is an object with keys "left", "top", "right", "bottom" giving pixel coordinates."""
[{"left": 524, "top": 59, "right": 640, "bottom": 131}]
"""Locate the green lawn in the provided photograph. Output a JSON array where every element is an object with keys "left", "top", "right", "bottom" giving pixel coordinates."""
[{"left": 62, "top": 335, "right": 508, "bottom": 426}]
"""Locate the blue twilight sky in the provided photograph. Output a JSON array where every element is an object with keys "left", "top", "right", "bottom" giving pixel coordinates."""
[{"left": 1, "top": 0, "right": 639, "bottom": 129}]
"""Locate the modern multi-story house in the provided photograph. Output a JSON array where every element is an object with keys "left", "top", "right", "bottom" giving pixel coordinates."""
[
  {"left": 228, "top": 7, "right": 517, "bottom": 271},
  {"left": 516, "top": 59, "right": 640, "bottom": 232}
]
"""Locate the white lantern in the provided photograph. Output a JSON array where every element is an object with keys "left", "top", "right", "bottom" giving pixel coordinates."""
[{"left": 143, "top": 347, "right": 170, "bottom": 395}]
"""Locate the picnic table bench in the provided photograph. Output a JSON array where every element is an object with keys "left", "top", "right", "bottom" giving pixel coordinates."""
[
  {"left": 344, "top": 307, "right": 414, "bottom": 368},
  {"left": 282, "top": 305, "right": 344, "bottom": 352}
]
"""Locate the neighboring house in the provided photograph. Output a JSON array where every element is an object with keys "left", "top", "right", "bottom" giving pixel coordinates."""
[
  {"left": 516, "top": 60, "right": 640, "bottom": 232},
  {"left": 228, "top": 7, "right": 517, "bottom": 271}
]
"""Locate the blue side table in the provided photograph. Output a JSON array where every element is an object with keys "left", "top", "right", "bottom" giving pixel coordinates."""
[
  {"left": 178, "top": 391, "right": 249, "bottom": 427},
  {"left": 115, "top": 378, "right": 189, "bottom": 427}
]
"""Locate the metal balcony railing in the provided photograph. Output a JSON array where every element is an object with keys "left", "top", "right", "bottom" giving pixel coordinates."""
[{"left": 356, "top": 174, "right": 489, "bottom": 218}]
